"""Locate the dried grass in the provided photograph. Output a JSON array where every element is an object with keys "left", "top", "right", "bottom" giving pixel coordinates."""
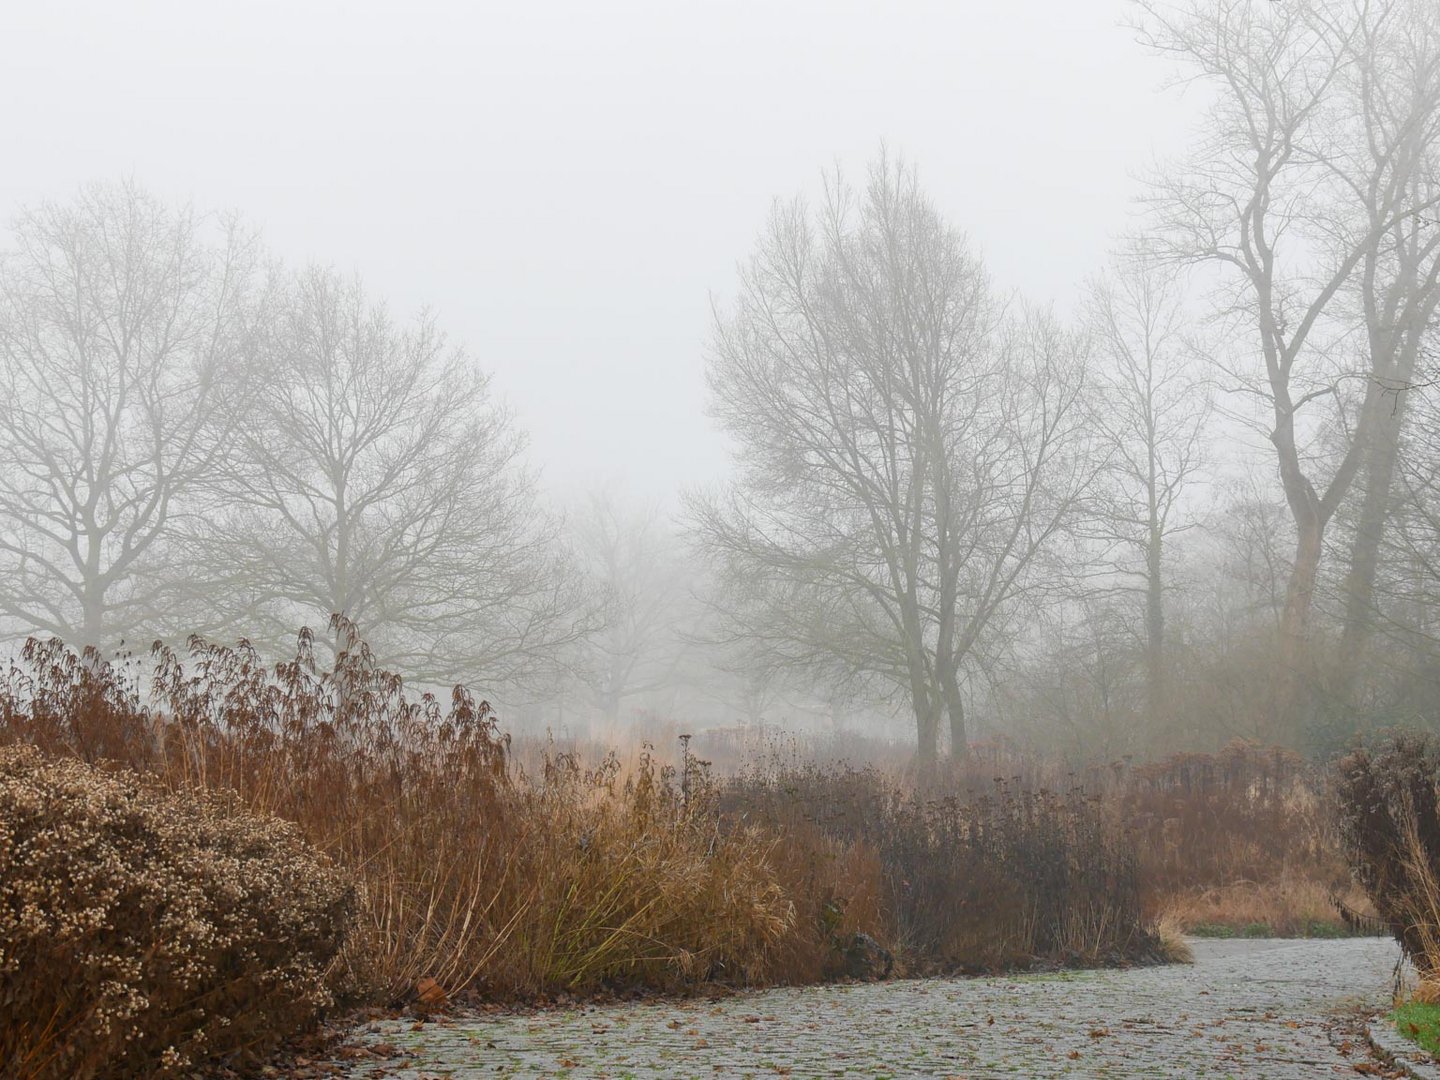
[
  {"left": 1151, "top": 912, "right": 1194, "bottom": 964},
  {"left": 1120, "top": 741, "right": 1362, "bottom": 936},
  {"left": 1157, "top": 876, "right": 1371, "bottom": 937}
]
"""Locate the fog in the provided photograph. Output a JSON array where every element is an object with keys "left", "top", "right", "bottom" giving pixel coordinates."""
[
  {"left": 0, "top": 0, "right": 1195, "bottom": 502},
  {"left": 1, "top": 0, "right": 1437, "bottom": 765}
]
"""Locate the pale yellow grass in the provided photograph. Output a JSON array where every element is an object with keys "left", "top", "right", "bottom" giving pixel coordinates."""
[{"left": 1156, "top": 874, "right": 1374, "bottom": 937}]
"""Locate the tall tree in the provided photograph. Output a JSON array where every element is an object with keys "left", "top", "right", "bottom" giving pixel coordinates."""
[
  {"left": 1333, "top": 0, "right": 1440, "bottom": 696},
  {"left": 1136, "top": 0, "right": 1440, "bottom": 731},
  {"left": 691, "top": 158, "right": 1089, "bottom": 763},
  {"left": 1083, "top": 253, "right": 1210, "bottom": 730},
  {"left": 204, "top": 266, "right": 590, "bottom": 693},
  {"left": 0, "top": 182, "right": 260, "bottom": 649}
]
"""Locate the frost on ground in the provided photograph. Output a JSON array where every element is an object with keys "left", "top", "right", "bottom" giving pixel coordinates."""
[{"left": 333, "top": 938, "right": 1402, "bottom": 1078}]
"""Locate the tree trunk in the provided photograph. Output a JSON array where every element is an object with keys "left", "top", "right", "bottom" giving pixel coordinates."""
[
  {"left": 911, "top": 675, "right": 939, "bottom": 766},
  {"left": 1145, "top": 524, "right": 1165, "bottom": 733},
  {"left": 1276, "top": 513, "right": 1325, "bottom": 740},
  {"left": 940, "top": 664, "right": 966, "bottom": 760},
  {"left": 1336, "top": 415, "right": 1402, "bottom": 702},
  {"left": 1337, "top": 320, "right": 1421, "bottom": 703},
  {"left": 915, "top": 688, "right": 938, "bottom": 766},
  {"left": 900, "top": 585, "right": 939, "bottom": 765},
  {"left": 79, "top": 587, "right": 106, "bottom": 653}
]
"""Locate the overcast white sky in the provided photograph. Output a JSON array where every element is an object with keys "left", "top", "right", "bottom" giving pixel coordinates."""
[{"left": 0, "top": 0, "right": 1197, "bottom": 505}]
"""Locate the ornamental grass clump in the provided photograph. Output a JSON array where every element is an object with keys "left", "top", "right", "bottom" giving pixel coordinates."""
[
  {"left": 492, "top": 746, "right": 796, "bottom": 994},
  {"left": 0, "top": 744, "right": 355, "bottom": 1080}
]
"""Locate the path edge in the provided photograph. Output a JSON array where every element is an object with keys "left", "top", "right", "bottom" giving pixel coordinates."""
[{"left": 1366, "top": 1015, "right": 1440, "bottom": 1080}]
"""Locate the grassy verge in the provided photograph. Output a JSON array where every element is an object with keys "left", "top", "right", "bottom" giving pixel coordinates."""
[
  {"left": 1393, "top": 1002, "right": 1440, "bottom": 1059},
  {"left": 1185, "top": 920, "right": 1352, "bottom": 939},
  {"left": 1154, "top": 876, "right": 1380, "bottom": 940}
]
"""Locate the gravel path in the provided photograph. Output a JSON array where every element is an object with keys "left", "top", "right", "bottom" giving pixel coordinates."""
[{"left": 337, "top": 938, "right": 1404, "bottom": 1078}]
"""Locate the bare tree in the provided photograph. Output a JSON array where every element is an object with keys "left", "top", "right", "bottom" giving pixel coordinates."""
[
  {"left": 690, "top": 158, "right": 1090, "bottom": 763},
  {"left": 1083, "top": 252, "right": 1211, "bottom": 730},
  {"left": 1136, "top": 0, "right": 1440, "bottom": 730},
  {"left": 203, "top": 266, "right": 590, "bottom": 693},
  {"left": 569, "top": 487, "right": 692, "bottom": 723},
  {"left": 0, "top": 182, "right": 261, "bottom": 649}
]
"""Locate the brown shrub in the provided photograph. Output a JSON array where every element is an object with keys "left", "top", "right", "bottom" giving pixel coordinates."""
[
  {"left": 1124, "top": 742, "right": 1338, "bottom": 895},
  {"left": 1104, "top": 740, "right": 1370, "bottom": 935},
  {"left": 1336, "top": 732, "right": 1440, "bottom": 970},
  {"left": 0, "top": 744, "right": 355, "bottom": 1080}
]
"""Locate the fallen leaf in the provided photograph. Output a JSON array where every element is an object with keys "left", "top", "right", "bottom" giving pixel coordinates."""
[{"left": 415, "top": 977, "right": 447, "bottom": 1010}]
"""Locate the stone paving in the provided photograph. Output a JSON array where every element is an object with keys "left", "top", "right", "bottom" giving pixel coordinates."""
[{"left": 337, "top": 938, "right": 1405, "bottom": 1079}]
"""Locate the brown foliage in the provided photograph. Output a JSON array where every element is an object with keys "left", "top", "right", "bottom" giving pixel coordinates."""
[
  {"left": 720, "top": 756, "right": 1158, "bottom": 972},
  {"left": 0, "top": 624, "right": 798, "bottom": 1008},
  {"left": 1124, "top": 742, "right": 1343, "bottom": 899},
  {"left": 0, "top": 620, "right": 1172, "bottom": 1077},
  {"left": 1336, "top": 733, "right": 1440, "bottom": 971}
]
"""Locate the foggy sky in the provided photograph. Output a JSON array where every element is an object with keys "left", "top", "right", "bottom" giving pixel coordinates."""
[{"left": 0, "top": 0, "right": 1197, "bottom": 505}]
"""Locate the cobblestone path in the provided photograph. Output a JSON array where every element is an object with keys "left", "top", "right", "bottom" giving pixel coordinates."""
[{"left": 338, "top": 938, "right": 1402, "bottom": 1078}]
